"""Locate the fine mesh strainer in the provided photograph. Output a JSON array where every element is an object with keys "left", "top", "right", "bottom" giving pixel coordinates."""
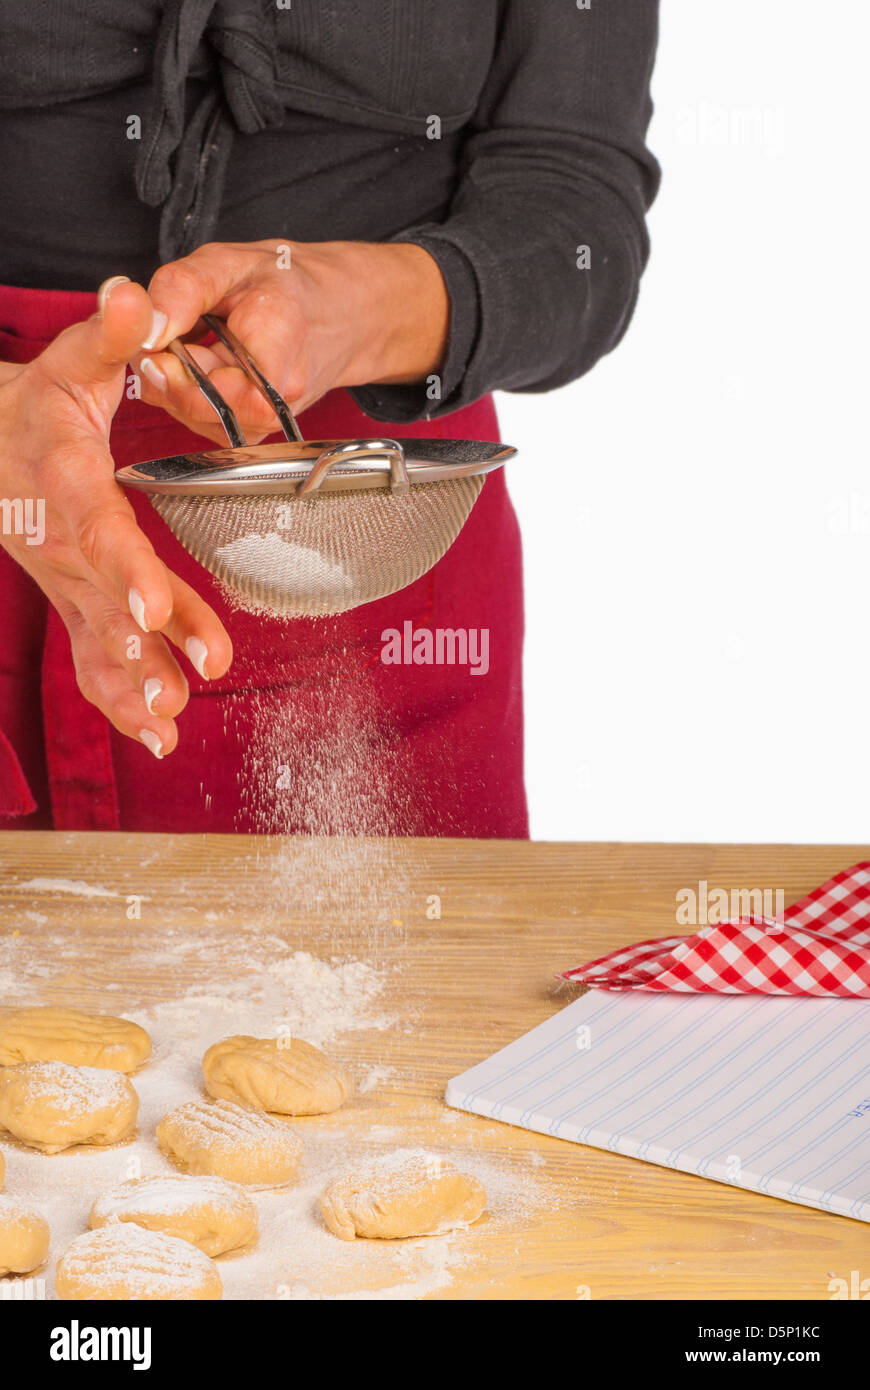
[{"left": 117, "top": 316, "right": 516, "bottom": 617}]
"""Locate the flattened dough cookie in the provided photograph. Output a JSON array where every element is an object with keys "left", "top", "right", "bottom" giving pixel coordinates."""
[
  {"left": 157, "top": 1098, "right": 303, "bottom": 1188},
  {"left": 0, "top": 1195, "right": 50, "bottom": 1276},
  {"left": 0, "top": 1061, "right": 138, "bottom": 1153},
  {"left": 0, "top": 1006, "right": 150, "bottom": 1072},
  {"left": 56, "top": 1224, "right": 222, "bottom": 1300},
  {"left": 321, "top": 1149, "right": 487, "bottom": 1241},
  {"left": 89, "top": 1175, "right": 257, "bottom": 1257},
  {"left": 203, "top": 1034, "right": 352, "bottom": 1115}
]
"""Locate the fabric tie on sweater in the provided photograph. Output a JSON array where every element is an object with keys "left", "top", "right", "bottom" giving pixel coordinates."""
[{"left": 135, "top": 0, "right": 284, "bottom": 261}]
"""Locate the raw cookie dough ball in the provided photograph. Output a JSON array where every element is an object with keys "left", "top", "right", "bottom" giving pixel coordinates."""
[
  {"left": 55, "top": 1224, "right": 222, "bottom": 1301},
  {"left": 0, "top": 1061, "right": 138, "bottom": 1154},
  {"left": 89, "top": 1175, "right": 257, "bottom": 1257},
  {"left": 157, "top": 1098, "right": 303, "bottom": 1188},
  {"left": 0, "top": 1006, "right": 150, "bottom": 1072},
  {"left": 321, "top": 1149, "right": 487, "bottom": 1241},
  {"left": 203, "top": 1034, "right": 352, "bottom": 1115},
  {"left": 0, "top": 1195, "right": 50, "bottom": 1276}
]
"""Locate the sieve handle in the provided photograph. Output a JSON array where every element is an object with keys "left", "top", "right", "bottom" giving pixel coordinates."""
[
  {"left": 203, "top": 315, "right": 303, "bottom": 444},
  {"left": 167, "top": 338, "right": 247, "bottom": 448},
  {"left": 297, "top": 439, "right": 409, "bottom": 497}
]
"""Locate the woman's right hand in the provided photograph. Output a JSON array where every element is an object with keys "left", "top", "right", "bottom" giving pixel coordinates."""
[{"left": 0, "top": 276, "right": 233, "bottom": 758}]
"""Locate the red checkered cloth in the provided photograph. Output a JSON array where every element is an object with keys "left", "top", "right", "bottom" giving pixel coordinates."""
[{"left": 562, "top": 862, "right": 870, "bottom": 998}]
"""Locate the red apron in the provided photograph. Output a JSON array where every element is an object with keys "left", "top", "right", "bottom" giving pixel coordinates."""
[{"left": 0, "top": 285, "right": 528, "bottom": 837}]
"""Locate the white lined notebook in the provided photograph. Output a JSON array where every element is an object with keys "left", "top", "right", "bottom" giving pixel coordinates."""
[{"left": 446, "top": 991, "right": 870, "bottom": 1222}]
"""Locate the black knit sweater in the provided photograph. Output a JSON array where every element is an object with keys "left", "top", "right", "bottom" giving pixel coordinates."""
[{"left": 0, "top": 0, "right": 660, "bottom": 422}]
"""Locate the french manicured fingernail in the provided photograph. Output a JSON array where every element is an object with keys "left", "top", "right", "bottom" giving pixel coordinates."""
[
  {"left": 141, "top": 309, "right": 168, "bottom": 351},
  {"left": 139, "top": 729, "right": 163, "bottom": 760},
  {"left": 140, "top": 356, "right": 167, "bottom": 393},
  {"left": 97, "top": 275, "right": 130, "bottom": 317},
  {"left": 128, "top": 587, "right": 149, "bottom": 633},
  {"left": 185, "top": 636, "right": 209, "bottom": 679},
  {"left": 143, "top": 678, "right": 163, "bottom": 715}
]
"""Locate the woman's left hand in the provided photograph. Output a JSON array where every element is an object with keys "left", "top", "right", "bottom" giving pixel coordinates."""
[{"left": 136, "top": 239, "right": 450, "bottom": 444}]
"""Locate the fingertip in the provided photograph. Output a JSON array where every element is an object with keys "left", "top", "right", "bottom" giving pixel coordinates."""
[
  {"left": 138, "top": 727, "right": 164, "bottom": 759},
  {"left": 184, "top": 636, "right": 209, "bottom": 679},
  {"left": 128, "top": 587, "right": 149, "bottom": 633},
  {"left": 97, "top": 275, "right": 131, "bottom": 318},
  {"left": 185, "top": 627, "right": 234, "bottom": 680},
  {"left": 139, "top": 356, "right": 168, "bottom": 394},
  {"left": 98, "top": 279, "right": 155, "bottom": 362},
  {"left": 127, "top": 579, "right": 173, "bottom": 635},
  {"left": 184, "top": 635, "right": 226, "bottom": 680},
  {"left": 147, "top": 261, "right": 203, "bottom": 347},
  {"left": 143, "top": 677, "right": 163, "bottom": 716},
  {"left": 138, "top": 719, "right": 178, "bottom": 760},
  {"left": 149, "top": 674, "right": 189, "bottom": 719},
  {"left": 141, "top": 309, "right": 169, "bottom": 353}
]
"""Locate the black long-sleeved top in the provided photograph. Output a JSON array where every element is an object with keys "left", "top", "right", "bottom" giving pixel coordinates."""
[{"left": 0, "top": 0, "right": 660, "bottom": 422}]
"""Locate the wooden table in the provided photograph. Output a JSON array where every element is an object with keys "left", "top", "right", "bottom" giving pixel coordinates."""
[{"left": 1, "top": 834, "right": 868, "bottom": 1301}]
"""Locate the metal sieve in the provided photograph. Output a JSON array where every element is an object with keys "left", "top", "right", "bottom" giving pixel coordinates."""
[{"left": 117, "top": 316, "right": 516, "bottom": 617}]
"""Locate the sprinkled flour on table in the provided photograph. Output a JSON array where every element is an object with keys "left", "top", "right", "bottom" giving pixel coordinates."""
[
  {"left": 262, "top": 952, "right": 389, "bottom": 1047},
  {"left": 359, "top": 1065, "right": 396, "bottom": 1094},
  {"left": 1, "top": 1057, "right": 544, "bottom": 1301},
  {"left": 0, "top": 890, "right": 550, "bottom": 1297},
  {"left": 0, "top": 923, "right": 395, "bottom": 1043},
  {"left": 139, "top": 949, "right": 395, "bottom": 1057},
  {"left": 15, "top": 878, "right": 119, "bottom": 899}
]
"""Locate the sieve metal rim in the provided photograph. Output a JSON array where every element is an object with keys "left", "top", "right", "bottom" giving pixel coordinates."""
[
  {"left": 117, "top": 439, "right": 516, "bottom": 498},
  {"left": 117, "top": 319, "right": 517, "bottom": 616}
]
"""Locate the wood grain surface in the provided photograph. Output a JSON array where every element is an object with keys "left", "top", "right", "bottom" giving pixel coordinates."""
[{"left": 0, "top": 834, "right": 868, "bottom": 1301}]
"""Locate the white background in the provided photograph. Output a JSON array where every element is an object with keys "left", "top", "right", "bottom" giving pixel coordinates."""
[{"left": 500, "top": 0, "right": 870, "bottom": 843}]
